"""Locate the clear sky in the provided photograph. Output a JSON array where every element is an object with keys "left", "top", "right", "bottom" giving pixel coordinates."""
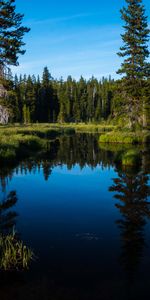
[{"left": 11, "top": 0, "right": 150, "bottom": 80}]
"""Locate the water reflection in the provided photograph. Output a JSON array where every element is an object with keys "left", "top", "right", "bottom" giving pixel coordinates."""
[
  {"left": 0, "top": 191, "right": 18, "bottom": 234},
  {"left": 0, "top": 134, "right": 116, "bottom": 189},
  {"left": 110, "top": 166, "right": 150, "bottom": 281},
  {"left": 0, "top": 134, "right": 149, "bottom": 298}
]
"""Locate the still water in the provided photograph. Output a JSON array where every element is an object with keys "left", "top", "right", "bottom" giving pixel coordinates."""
[{"left": 0, "top": 134, "right": 150, "bottom": 300}]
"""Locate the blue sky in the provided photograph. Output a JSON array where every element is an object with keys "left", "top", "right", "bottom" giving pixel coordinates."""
[{"left": 11, "top": 0, "right": 150, "bottom": 80}]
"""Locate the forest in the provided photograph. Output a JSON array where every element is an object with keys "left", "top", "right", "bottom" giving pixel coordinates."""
[
  {"left": 4, "top": 69, "right": 114, "bottom": 124},
  {"left": 0, "top": 0, "right": 150, "bottom": 131},
  {"left": 0, "top": 0, "right": 150, "bottom": 287}
]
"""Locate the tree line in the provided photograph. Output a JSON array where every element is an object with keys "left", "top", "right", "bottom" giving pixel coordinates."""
[
  {"left": 5, "top": 68, "right": 115, "bottom": 123},
  {"left": 0, "top": 0, "right": 150, "bottom": 129}
]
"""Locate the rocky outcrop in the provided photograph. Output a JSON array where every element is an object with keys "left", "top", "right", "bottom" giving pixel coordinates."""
[
  {"left": 0, "top": 81, "right": 9, "bottom": 124},
  {"left": 0, "top": 105, "right": 9, "bottom": 124}
]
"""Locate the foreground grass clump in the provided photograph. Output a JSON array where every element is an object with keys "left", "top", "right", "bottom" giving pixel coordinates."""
[
  {"left": 0, "top": 231, "right": 34, "bottom": 271},
  {"left": 99, "top": 130, "right": 150, "bottom": 144}
]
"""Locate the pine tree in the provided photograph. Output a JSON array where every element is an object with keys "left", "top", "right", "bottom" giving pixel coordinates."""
[
  {"left": 0, "top": 0, "right": 30, "bottom": 71},
  {"left": 117, "top": 0, "right": 150, "bottom": 128},
  {"left": 25, "top": 75, "right": 36, "bottom": 122},
  {"left": 40, "top": 67, "right": 53, "bottom": 122}
]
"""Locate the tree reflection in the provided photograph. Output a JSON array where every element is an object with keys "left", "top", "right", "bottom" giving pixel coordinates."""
[
  {"left": 0, "top": 134, "right": 117, "bottom": 189},
  {"left": 0, "top": 191, "right": 18, "bottom": 234},
  {"left": 110, "top": 166, "right": 150, "bottom": 281}
]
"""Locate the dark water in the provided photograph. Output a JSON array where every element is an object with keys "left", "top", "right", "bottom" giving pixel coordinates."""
[{"left": 0, "top": 134, "right": 150, "bottom": 300}]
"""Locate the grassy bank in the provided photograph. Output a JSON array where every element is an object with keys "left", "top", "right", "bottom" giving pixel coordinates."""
[
  {"left": 0, "top": 122, "right": 115, "bottom": 133},
  {"left": 0, "top": 123, "right": 116, "bottom": 162},
  {"left": 99, "top": 130, "right": 150, "bottom": 144},
  {"left": 0, "top": 124, "right": 149, "bottom": 163},
  {"left": 0, "top": 124, "right": 76, "bottom": 162}
]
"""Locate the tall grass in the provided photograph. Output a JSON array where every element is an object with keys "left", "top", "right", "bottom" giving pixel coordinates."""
[{"left": 0, "top": 230, "right": 34, "bottom": 271}]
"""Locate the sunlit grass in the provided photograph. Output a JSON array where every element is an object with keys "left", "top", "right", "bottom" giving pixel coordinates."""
[
  {"left": 99, "top": 130, "right": 150, "bottom": 144},
  {"left": 0, "top": 230, "right": 34, "bottom": 271}
]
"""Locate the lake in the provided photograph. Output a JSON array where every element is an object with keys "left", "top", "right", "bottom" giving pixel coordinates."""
[{"left": 0, "top": 133, "right": 150, "bottom": 300}]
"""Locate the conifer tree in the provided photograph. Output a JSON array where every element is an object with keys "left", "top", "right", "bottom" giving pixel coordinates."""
[
  {"left": 0, "top": 0, "right": 30, "bottom": 71},
  {"left": 117, "top": 0, "right": 150, "bottom": 128}
]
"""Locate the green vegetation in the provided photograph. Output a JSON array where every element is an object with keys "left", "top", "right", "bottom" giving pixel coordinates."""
[
  {"left": 99, "top": 131, "right": 150, "bottom": 144},
  {"left": 0, "top": 0, "right": 150, "bottom": 145},
  {"left": 4, "top": 71, "right": 115, "bottom": 124},
  {"left": 0, "top": 123, "right": 117, "bottom": 161},
  {"left": 0, "top": 230, "right": 33, "bottom": 271},
  {"left": 0, "top": 0, "right": 30, "bottom": 70},
  {"left": 0, "top": 123, "right": 149, "bottom": 164},
  {"left": 115, "top": 0, "right": 150, "bottom": 129}
]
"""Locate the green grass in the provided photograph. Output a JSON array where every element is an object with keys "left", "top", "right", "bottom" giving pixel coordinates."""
[
  {"left": 0, "top": 122, "right": 115, "bottom": 134},
  {"left": 0, "top": 124, "right": 149, "bottom": 163},
  {"left": 0, "top": 123, "right": 117, "bottom": 162},
  {"left": 0, "top": 230, "right": 34, "bottom": 271},
  {"left": 72, "top": 123, "right": 115, "bottom": 133},
  {"left": 0, "top": 124, "right": 75, "bottom": 162},
  {"left": 99, "top": 130, "right": 150, "bottom": 144},
  {"left": 0, "top": 133, "right": 46, "bottom": 162}
]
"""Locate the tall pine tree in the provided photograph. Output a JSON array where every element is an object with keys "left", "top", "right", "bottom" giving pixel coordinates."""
[
  {"left": 117, "top": 0, "right": 150, "bottom": 128},
  {"left": 0, "top": 0, "right": 30, "bottom": 72}
]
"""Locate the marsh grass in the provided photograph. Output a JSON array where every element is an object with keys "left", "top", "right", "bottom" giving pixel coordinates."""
[
  {"left": 0, "top": 134, "right": 45, "bottom": 161},
  {"left": 74, "top": 123, "right": 115, "bottom": 133},
  {"left": 99, "top": 130, "right": 150, "bottom": 144},
  {"left": 0, "top": 124, "right": 149, "bottom": 163},
  {"left": 0, "top": 123, "right": 116, "bottom": 162},
  {"left": 0, "top": 230, "right": 34, "bottom": 271}
]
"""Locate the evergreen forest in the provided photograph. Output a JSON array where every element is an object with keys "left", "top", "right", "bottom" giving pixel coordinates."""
[{"left": 0, "top": 0, "right": 150, "bottom": 131}]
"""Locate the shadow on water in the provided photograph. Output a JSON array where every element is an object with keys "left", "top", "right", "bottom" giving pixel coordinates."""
[{"left": 0, "top": 134, "right": 149, "bottom": 299}]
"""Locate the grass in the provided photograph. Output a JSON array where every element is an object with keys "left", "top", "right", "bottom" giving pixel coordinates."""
[
  {"left": 0, "top": 123, "right": 116, "bottom": 162},
  {"left": 0, "top": 122, "right": 115, "bottom": 133},
  {"left": 0, "top": 133, "right": 46, "bottom": 162},
  {"left": 71, "top": 123, "right": 115, "bottom": 133},
  {"left": 0, "top": 124, "right": 74, "bottom": 162},
  {"left": 0, "top": 230, "right": 34, "bottom": 271},
  {"left": 0, "top": 123, "right": 149, "bottom": 163},
  {"left": 99, "top": 130, "right": 150, "bottom": 144}
]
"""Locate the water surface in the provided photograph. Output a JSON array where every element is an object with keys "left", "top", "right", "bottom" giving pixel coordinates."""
[{"left": 0, "top": 134, "right": 150, "bottom": 300}]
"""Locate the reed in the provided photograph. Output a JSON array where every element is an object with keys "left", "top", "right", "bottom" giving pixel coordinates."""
[{"left": 0, "top": 230, "right": 34, "bottom": 271}]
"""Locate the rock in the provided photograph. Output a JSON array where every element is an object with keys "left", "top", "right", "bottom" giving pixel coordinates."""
[{"left": 0, "top": 105, "right": 9, "bottom": 124}]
